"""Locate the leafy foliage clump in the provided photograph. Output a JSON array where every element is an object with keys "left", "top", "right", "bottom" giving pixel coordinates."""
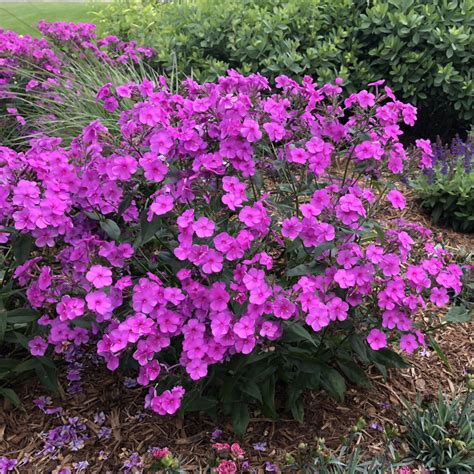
[
  {"left": 411, "top": 136, "right": 474, "bottom": 233},
  {"left": 402, "top": 390, "right": 474, "bottom": 473}
]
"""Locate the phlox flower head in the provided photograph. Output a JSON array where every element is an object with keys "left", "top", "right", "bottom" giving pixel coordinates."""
[
  {"left": 367, "top": 329, "right": 387, "bottom": 351},
  {"left": 86, "top": 265, "right": 112, "bottom": 289}
]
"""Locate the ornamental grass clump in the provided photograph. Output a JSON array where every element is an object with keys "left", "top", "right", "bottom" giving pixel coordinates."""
[
  {"left": 0, "top": 23, "right": 155, "bottom": 146},
  {"left": 0, "top": 25, "right": 465, "bottom": 431},
  {"left": 402, "top": 390, "right": 474, "bottom": 473}
]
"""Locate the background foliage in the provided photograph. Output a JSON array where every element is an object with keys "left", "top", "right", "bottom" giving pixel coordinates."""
[
  {"left": 411, "top": 136, "right": 474, "bottom": 233},
  {"left": 96, "top": 0, "right": 474, "bottom": 138}
]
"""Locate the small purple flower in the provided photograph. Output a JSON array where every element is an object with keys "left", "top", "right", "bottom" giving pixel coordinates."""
[
  {"left": 265, "top": 461, "right": 278, "bottom": 472},
  {"left": 370, "top": 422, "right": 382, "bottom": 431},
  {"left": 45, "top": 406, "right": 64, "bottom": 415},
  {"left": 122, "top": 452, "right": 143, "bottom": 473},
  {"left": 33, "top": 396, "right": 52, "bottom": 411},
  {"left": 98, "top": 450, "right": 108, "bottom": 461},
  {"left": 69, "top": 437, "right": 85, "bottom": 451},
  {"left": 211, "top": 428, "right": 223, "bottom": 441},
  {"left": 73, "top": 460, "right": 89, "bottom": 472},
  {"left": 0, "top": 457, "right": 18, "bottom": 472},
  {"left": 419, "top": 347, "right": 431, "bottom": 357},
  {"left": 253, "top": 441, "right": 267, "bottom": 451},
  {"left": 97, "top": 427, "right": 112, "bottom": 440},
  {"left": 67, "top": 384, "right": 83, "bottom": 395},
  {"left": 124, "top": 377, "right": 138, "bottom": 388},
  {"left": 94, "top": 412, "right": 106, "bottom": 425},
  {"left": 67, "top": 368, "right": 82, "bottom": 382}
]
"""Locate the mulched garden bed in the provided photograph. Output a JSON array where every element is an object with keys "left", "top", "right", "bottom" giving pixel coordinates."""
[{"left": 1, "top": 201, "right": 472, "bottom": 473}]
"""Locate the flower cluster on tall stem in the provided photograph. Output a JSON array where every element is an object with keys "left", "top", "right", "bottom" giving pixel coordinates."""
[{"left": 0, "top": 26, "right": 463, "bottom": 415}]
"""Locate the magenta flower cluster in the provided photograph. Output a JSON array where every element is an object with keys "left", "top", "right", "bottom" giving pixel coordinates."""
[
  {"left": 0, "top": 22, "right": 154, "bottom": 103},
  {"left": 0, "top": 28, "right": 463, "bottom": 416}
]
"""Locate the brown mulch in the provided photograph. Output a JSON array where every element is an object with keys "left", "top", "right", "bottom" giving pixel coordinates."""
[
  {"left": 0, "top": 198, "right": 473, "bottom": 472},
  {"left": 1, "top": 318, "right": 471, "bottom": 472}
]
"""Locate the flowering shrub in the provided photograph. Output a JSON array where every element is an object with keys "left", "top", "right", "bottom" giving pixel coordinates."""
[
  {"left": 0, "top": 24, "right": 465, "bottom": 431},
  {"left": 411, "top": 136, "right": 474, "bottom": 233},
  {"left": 0, "top": 23, "right": 155, "bottom": 146}
]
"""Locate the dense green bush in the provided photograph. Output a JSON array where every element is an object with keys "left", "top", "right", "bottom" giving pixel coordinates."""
[
  {"left": 97, "top": 0, "right": 474, "bottom": 136},
  {"left": 411, "top": 137, "right": 474, "bottom": 233},
  {"left": 358, "top": 0, "right": 473, "bottom": 133}
]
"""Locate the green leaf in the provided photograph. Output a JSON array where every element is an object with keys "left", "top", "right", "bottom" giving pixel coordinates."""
[
  {"left": 231, "top": 402, "right": 250, "bottom": 437},
  {"left": 14, "top": 331, "right": 29, "bottom": 349},
  {"left": 428, "top": 336, "right": 451, "bottom": 370},
  {"left": 286, "top": 262, "right": 324, "bottom": 277},
  {"left": 370, "top": 348, "right": 409, "bottom": 369},
  {"left": 444, "top": 305, "right": 471, "bottom": 324},
  {"left": 313, "top": 242, "right": 335, "bottom": 258},
  {"left": 136, "top": 214, "right": 162, "bottom": 247},
  {"left": 84, "top": 211, "right": 101, "bottom": 221},
  {"left": 182, "top": 395, "right": 217, "bottom": 412},
  {"left": 35, "top": 362, "right": 59, "bottom": 392},
  {"left": 118, "top": 193, "right": 133, "bottom": 216},
  {"left": 0, "top": 304, "right": 6, "bottom": 342},
  {"left": 260, "top": 375, "right": 277, "bottom": 419},
  {"left": 12, "top": 234, "right": 34, "bottom": 265},
  {"left": 373, "top": 221, "right": 385, "bottom": 244},
  {"left": 0, "top": 387, "right": 21, "bottom": 407},
  {"left": 349, "top": 334, "right": 369, "bottom": 364},
  {"left": 321, "top": 367, "right": 346, "bottom": 402},
  {"left": 0, "top": 359, "right": 18, "bottom": 370},
  {"left": 100, "top": 219, "right": 121, "bottom": 241},
  {"left": 6, "top": 308, "right": 40, "bottom": 324},
  {"left": 337, "top": 360, "right": 372, "bottom": 389},
  {"left": 13, "top": 358, "right": 38, "bottom": 374},
  {"left": 241, "top": 380, "right": 262, "bottom": 403},
  {"left": 283, "top": 322, "right": 318, "bottom": 348},
  {"left": 290, "top": 396, "right": 304, "bottom": 423}
]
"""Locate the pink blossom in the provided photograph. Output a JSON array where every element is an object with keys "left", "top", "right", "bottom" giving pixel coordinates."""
[
  {"left": 354, "top": 141, "right": 384, "bottom": 161},
  {"left": 150, "top": 195, "right": 174, "bottom": 217},
  {"left": 273, "top": 296, "right": 296, "bottom": 320},
  {"left": 387, "top": 190, "right": 406, "bottom": 210},
  {"left": 367, "top": 329, "right": 387, "bottom": 350},
  {"left": 281, "top": 217, "right": 302, "bottom": 240},
  {"left": 430, "top": 287, "right": 449, "bottom": 307},
  {"left": 240, "top": 119, "right": 262, "bottom": 142},
  {"left": 193, "top": 217, "right": 215, "bottom": 238},
  {"left": 86, "top": 291, "right": 112, "bottom": 315},
  {"left": 150, "top": 130, "right": 174, "bottom": 155},
  {"left": 86, "top": 265, "right": 113, "bottom": 288},
  {"left": 399, "top": 334, "right": 418, "bottom": 354},
  {"left": 216, "top": 460, "right": 237, "bottom": 474},
  {"left": 201, "top": 249, "right": 223, "bottom": 274},
  {"left": 29, "top": 336, "right": 48, "bottom": 356}
]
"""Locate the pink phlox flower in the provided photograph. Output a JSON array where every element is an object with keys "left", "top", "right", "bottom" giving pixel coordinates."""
[
  {"left": 86, "top": 265, "right": 113, "bottom": 289},
  {"left": 399, "top": 333, "right": 418, "bottom": 354},
  {"left": 387, "top": 189, "right": 406, "bottom": 210},
  {"left": 367, "top": 329, "right": 387, "bottom": 350}
]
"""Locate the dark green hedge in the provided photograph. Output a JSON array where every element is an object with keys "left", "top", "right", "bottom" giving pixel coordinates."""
[{"left": 97, "top": 0, "right": 473, "bottom": 136}]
